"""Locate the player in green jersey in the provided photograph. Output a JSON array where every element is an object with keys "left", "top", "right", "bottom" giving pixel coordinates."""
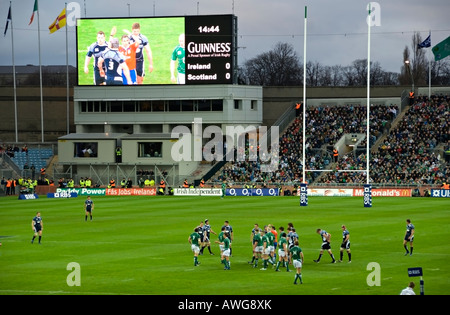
[
  {"left": 261, "top": 230, "right": 270, "bottom": 270},
  {"left": 275, "top": 232, "right": 290, "bottom": 272},
  {"left": 170, "top": 34, "right": 185, "bottom": 84},
  {"left": 221, "top": 180, "right": 227, "bottom": 198},
  {"left": 217, "top": 231, "right": 231, "bottom": 270},
  {"left": 188, "top": 227, "right": 201, "bottom": 266},
  {"left": 251, "top": 228, "right": 263, "bottom": 268},
  {"left": 215, "top": 226, "right": 226, "bottom": 264},
  {"left": 265, "top": 226, "right": 276, "bottom": 267},
  {"left": 289, "top": 240, "right": 304, "bottom": 284}
]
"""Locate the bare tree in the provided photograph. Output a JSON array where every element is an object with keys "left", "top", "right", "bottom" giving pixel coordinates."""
[
  {"left": 306, "top": 61, "right": 322, "bottom": 87},
  {"left": 399, "top": 32, "right": 428, "bottom": 88},
  {"left": 398, "top": 46, "right": 411, "bottom": 86},
  {"left": 241, "top": 42, "right": 302, "bottom": 86},
  {"left": 411, "top": 32, "right": 428, "bottom": 86},
  {"left": 429, "top": 57, "right": 450, "bottom": 86}
]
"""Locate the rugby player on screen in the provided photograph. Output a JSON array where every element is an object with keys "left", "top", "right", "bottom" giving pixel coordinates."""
[
  {"left": 129, "top": 23, "right": 153, "bottom": 84},
  {"left": 84, "top": 31, "right": 109, "bottom": 85},
  {"left": 170, "top": 33, "right": 185, "bottom": 84},
  {"left": 110, "top": 26, "right": 139, "bottom": 85},
  {"left": 97, "top": 38, "right": 133, "bottom": 85}
]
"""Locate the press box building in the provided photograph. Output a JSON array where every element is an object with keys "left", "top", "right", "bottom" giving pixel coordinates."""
[{"left": 57, "top": 84, "right": 263, "bottom": 186}]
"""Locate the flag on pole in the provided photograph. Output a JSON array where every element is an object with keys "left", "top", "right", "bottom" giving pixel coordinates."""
[
  {"left": 432, "top": 36, "right": 450, "bottom": 61},
  {"left": 4, "top": 4, "right": 11, "bottom": 36},
  {"left": 417, "top": 34, "right": 431, "bottom": 49},
  {"left": 48, "top": 8, "right": 66, "bottom": 34},
  {"left": 29, "top": 0, "right": 38, "bottom": 25}
]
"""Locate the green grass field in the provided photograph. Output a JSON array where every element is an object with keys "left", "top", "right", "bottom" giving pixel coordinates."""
[
  {"left": 77, "top": 17, "right": 184, "bottom": 85},
  {"left": 0, "top": 195, "right": 449, "bottom": 295}
]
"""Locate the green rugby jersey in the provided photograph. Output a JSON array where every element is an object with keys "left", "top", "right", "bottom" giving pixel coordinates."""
[{"left": 171, "top": 45, "right": 185, "bottom": 74}]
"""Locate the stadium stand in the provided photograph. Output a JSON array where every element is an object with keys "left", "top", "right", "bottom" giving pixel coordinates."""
[
  {"left": 6, "top": 146, "right": 53, "bottom": 173},
  {"left": 318, "top": 94, "right": 449, "bottom": 185},
  {"left": 211, "top": 94, "right": 449, "bottom": 187}
]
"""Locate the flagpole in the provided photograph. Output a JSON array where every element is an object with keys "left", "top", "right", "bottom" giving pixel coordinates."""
[
  {"left": 37, "top": 0, "right": 44, "bottom": 143},
  {"left": 366, "top": 3, "right": 371, "bottom": 185},
  {"left": 428, "top": 31, "right": 431, "bottom": 99},
  {"left": 302, "top": 6, "right": 307, "bottom": 185},
  {"left": 65, "top": 2, "right": 70, "bottom": 135},
  {"left": 9, "top": 1, "right": 18, "bottom": 143}
]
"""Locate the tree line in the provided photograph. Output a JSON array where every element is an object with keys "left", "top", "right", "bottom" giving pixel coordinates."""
[{"left": 239, "top": 32, "right": 450, "bottom": 87}]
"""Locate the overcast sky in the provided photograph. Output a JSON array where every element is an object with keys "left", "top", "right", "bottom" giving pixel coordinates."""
[{"left": 1, "top": 0, "right": 449, "bottom": 73}]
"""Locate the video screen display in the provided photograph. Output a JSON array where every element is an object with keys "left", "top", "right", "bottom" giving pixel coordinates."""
[{"left": 76, "top": 15, "right": 236, "bottom": 86}]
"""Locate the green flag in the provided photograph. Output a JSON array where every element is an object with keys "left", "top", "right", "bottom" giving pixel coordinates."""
[{"left": 432, "top": 36, "right": 450, "bottom": 61}]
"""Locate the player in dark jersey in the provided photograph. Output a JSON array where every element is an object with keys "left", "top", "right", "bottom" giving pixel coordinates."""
[
  {"left": 200, "top": 219, "right": 217, "bottom": 255},
  {"left": 403, "top": 219, "right": 415, "bottom": 256},
  {"left": 84, "top": 31, "right": 109, "bottom": 85},
  {"left": 97, "top": 38, "right": 132, "bottom": 85},
  {"left": 84, "top": 195, "right": 94, "bottom": 221},
  {"left": 287, "top": 227, "right": 298, "bottom": 250},
  {"left": 339, "top": 225, "right": 351, "bottom": 263},
  {"left": 197, "top": 221, "right": 205, "bottom": 252},
  {"left": 221, "top": 220, "right": 233, "bottom": 255},
  {"left": 248, "top": 223, "right": 260, "bottom": 265},
  {"left": 31, "top": 212, "right": 43, "bottom": 244},
  {"left": 313, "top": 228, "right": 336, "bottom": 263},
  {"left": 129, "top": 23, "right": 153, "bottom": 84}
]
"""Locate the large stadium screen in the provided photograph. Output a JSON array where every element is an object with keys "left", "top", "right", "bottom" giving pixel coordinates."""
[{"left": 76, "top": 15, "right": 237, "bottom": 86}]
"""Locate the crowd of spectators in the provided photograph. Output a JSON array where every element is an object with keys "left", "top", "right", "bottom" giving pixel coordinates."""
[
  {"left": 213, "top": 103, "right": 400, "bottom": 185},
  {"left": 0, "top": 143, "right": 28, "bottom": 158},
  {"left": 317, "top": 94, "right": 449, "bottom": 185}
]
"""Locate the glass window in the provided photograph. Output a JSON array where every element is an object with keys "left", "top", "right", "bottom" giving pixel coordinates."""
[
  {"left": 138, "top": 142, "right": 162, "bottom": 158},
  {"left": 140, "top": 101, "right": 152, "bottom": 112},
  {"left": 110, "top": 101, "right": 122, "bottom": 112},
  {"left": 197, "top": 100, "right": 211, "bottom": 111},
  {"left": 152, "top": 100, "right": 165, "bottom": 112},
  {"left": 123, "top": 101, "right": 135, "bottom": 112},
  {"left": 74, "top": 142, "right": 98, "bottom": 158},
  {"left": 168, "top": 100, "right": 181, "bottom": 112},
  {"left": 80, "top": 101, "right": 87, "bottom": 112},
  {"left": 182, "top": 100, "right": 194, "bottom": 111},
  {"left": 211, "top": 100, "right": 223, "bottom": 111}
]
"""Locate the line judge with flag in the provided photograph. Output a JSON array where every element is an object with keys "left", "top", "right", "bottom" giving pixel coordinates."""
[{"left": 49, "top": 8, "right": 66, "bottom": 34}]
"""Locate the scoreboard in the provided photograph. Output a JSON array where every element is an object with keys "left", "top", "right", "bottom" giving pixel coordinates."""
[
  {"left": 185, "top": 15, "right": 236, "bottom": 84},
  {"left": 76, "top": 14, "right": 237, "bottom": 86}
]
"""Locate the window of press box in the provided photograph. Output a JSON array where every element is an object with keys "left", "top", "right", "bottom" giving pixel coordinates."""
[
  {"left": 74, "top": 142, "right": 98, "bottom": 158},
  {"left": 80, "top": 99, "right": 224, "bottom": 112},
  {"left": 138, "top": 142, "right": 162, "bottom": 158},
  {"left": 211, "top": 99, "right": 223, "bottom": 111}
]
